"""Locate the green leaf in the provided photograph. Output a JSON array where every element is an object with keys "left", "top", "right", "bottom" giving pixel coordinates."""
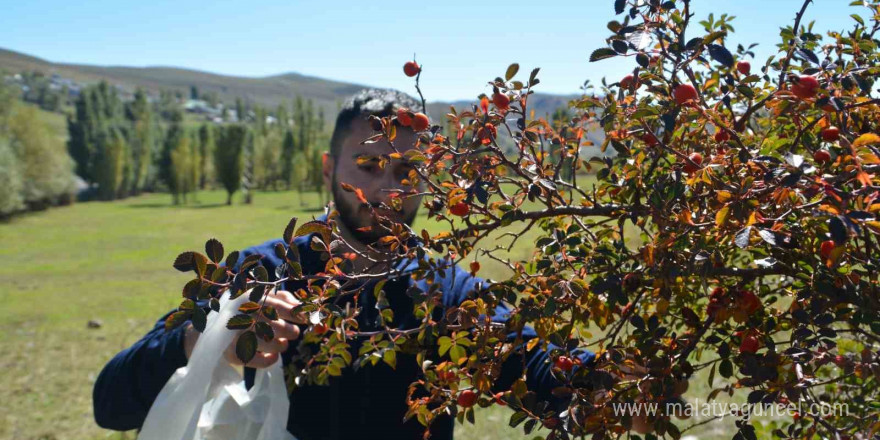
[
  {"left": 373, "top": 279, "right": 387, "bottom": 299},
  {"left": 512, "top": 378, "right": 527, "bottom": 398},
  {"left": 191, "top": 306, "right": 207, "bottom": 332},
  {"left": 851, "top": 13, "right": 864, "bottom": 26},
  {"left": 383, "top": 349, "right": 397, "bottom": 369},
  {"left": 235, "top": 331, "right": 258, "bottom": 364},
  {"left": 178, "top": 298, "right": 195, "bottom": 311},
  {"left": 173, "top": 252, "right": 195, "bottom": 272},
  {"left": 194, "top": 253, "right": 208, "bottom": 278},
  {"left": 227, "top": 314, "right": 255, "bottom": 330},
  {"left": 505, "top": 63, "right": 520, "bottom": 81},
  {"left": 287, "top": 261, "right": 303, "bottom": 278},
  {"left": 239, "top": 253, "right": 263, "bottom": 272},
  {"left": 224, "top": 250, "right": 240, "bottom": 270},
  {"left": 703, "top": 31, "right": 727, "bottom": 45},
  {"left": 248, "top": 284, "right": 266, "bottom": 302},
  {"left": 509, "top": 411, "right": 528, "bottom": 428},
  {"left": 589, "top": 48, "right": 618, "bottom": 62},
  {"left": 262, "top": 305, "right": 278, "bottom": 321},
  {"left": 239, "top": 301, "right": 261, "bottom": 314},
  {"left": 211, "top": 266, "right": 227, "bottom": 283},
  {"left": 274, "top": 242, "right": 286, "bottom": 260},
  {"left": 737, "top": 84, "right": 755, "bottom": 98},
  {"left": 614, "top": 0, "right": 625, "bottom": 14},
  {"left": 529, "top": 67, "right": 540, "bottom": 84},
  {"left": 205, "top": 238, "right": 224, "bottom": 264},
  {"left": 707, "top": 44, "right": 734, "bottom": 67},
  {"left": 255, "top": 321, "right": 274, "bottom": 341},
  {"left": 327, "top": 363, "right": 342, "bottom": 376},
  {"left": 182, "top": 278, "right": 201, "bottom": 299},
  {"left": 294, "top": 220, "right": 331, "bottom": 244},
  {"left": 720, "top": 359, "right": 733, "bottom": 378},
  {"left": 165, "top": 310, "right": 189, "bottom": 331},
  {"left": 449, "top": 345, "right": 467, "bottom": 364},
  {"left": 283, "top": 217, "right": 299, "bottom": 244},
  {"left": 253, "top": 265, "right": 269, "bottom": 282},
  {"left": 438, "top": 336, "right": 453, "bottom": 356}
]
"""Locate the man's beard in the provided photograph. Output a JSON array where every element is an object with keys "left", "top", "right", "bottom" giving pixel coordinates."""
[{"left": 331, "top": 171, "right": 418, "bottom": 246}]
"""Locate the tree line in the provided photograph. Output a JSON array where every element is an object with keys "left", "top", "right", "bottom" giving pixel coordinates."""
[
  {"left": 0, "top": 81, "right": 77, "bottom": 217},
  {"left": 67, "top": 81, "right": 329, "bottom": 205}
]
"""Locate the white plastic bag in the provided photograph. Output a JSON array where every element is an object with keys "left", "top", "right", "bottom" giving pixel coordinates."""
[{"left": 138, "top": 290, "right": 296, "bottom": 440}]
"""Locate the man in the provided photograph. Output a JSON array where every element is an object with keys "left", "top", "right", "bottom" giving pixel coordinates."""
[{"left": 93, "top": 89, "right": 598, "bottom": 439}]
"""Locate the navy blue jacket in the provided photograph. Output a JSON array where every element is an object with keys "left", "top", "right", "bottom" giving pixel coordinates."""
[{"left": 93, "top": 218, "right": 594, "bottom": 440}]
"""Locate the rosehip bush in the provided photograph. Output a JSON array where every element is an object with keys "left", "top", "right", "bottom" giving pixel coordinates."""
[{"left": 167, "top": 1, "right": 880, "bottom": 439}]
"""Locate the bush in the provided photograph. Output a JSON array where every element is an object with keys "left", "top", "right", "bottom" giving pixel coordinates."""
[
  {"left": 0, "top": 137, "right": 24, "bottom": 216},
  {"left": 168, "top": 1, "right": 880, "bottom": 438},
  {"left": 214, "top": 124, "right": 246, "bottom": 205},
  {"left": 5, "top": 104, "right": 77, "bottom": 210}
]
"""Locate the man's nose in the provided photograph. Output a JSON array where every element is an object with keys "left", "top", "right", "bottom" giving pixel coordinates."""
[{"left": 370, "top": 169, "right": 403, "bottom": 205}]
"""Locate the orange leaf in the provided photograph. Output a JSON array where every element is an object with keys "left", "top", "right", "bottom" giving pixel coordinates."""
[
  {"left": 355, "top": 188, "right": 368, "bottom": 204},
  {"left": 853, "top": 133, "right": 880, "bottom": 148},
  {"left": 856, "top": 171, "right": 873, "bottom": 187}
]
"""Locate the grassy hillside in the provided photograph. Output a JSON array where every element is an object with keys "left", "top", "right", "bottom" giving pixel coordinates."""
[
  {"left": 0, "top": 179, "right": 759, "bottom": 440},
  {"left": 0, "top": 189, "right": 544, "bottom": 440},
  {"left": 0, "top": 47, "right": 581, "bottom": 125}
]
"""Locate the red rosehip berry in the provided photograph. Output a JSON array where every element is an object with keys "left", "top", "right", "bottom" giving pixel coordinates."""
[
  {"left": 683, "top": 152, "right": 703, "bottom": 173},
  {"left": 411, "top": 112, "right": 430, "bottom": 131},
  {"left": 449, "top": 202, "right": 470, "bottom": 217},
  {"left": 457, "top": 390, "right": 477, "bottom": 408},
  {"left": 714, "top": 130, "right": 730, "bottom": 142},
  {"left": 791, "top": 75, "right": 820, "bottom": 99},
  {"left": 555, "top": 356, "right": 574, "bottom": 372},
  {"left": 821, "top": 126, "right": 839, "bottom": 142},
  {"left": 820, "top": 240, "right": 836, "bottom": 260},
  {"left": 492, "top": 92, "right": 510, "bottom": 110},
  {"left": 740, "top": 334, "right": 760, "bottom": 354},
  {"left": 396, "top": 107, "right": 412, "bottom": 127},
  {"left": 813, "top": 149, "right": 831, "bottom": 164},
  {"left": 673, "top": 84, "right": 698, "bottom": 105},
  {"left": 403, "top": 61, "right": 420, "bottom": 77}
]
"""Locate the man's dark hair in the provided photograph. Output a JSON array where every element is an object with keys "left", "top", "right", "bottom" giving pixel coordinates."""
[{"left": 329, "top": 88, "right": 420, "bottom": 160}]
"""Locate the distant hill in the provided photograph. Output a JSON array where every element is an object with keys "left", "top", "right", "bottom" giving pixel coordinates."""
[{"left": 0, "top": 47, "right": 582, "bottom": 125}]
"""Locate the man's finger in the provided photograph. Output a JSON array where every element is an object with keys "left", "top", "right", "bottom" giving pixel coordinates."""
[
  {"left": 246, "top": 351, "right": 280, "bottom": 368},
  {"left": 257, "top": 316, "right": 300, "bottom": 341},
  {"left": 265, "top": 290, "right": 308, "bottom": 324},
  {"left": 224, "top": 345, "right": 281, "bottom": 369},
  {"left": 257, "top": 336, "right": 289, "bottom": 353}
]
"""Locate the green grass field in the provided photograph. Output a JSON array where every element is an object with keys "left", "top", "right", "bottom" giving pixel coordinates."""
[{"left": 0, "top": 188, "right": 776, "bottom": 440}]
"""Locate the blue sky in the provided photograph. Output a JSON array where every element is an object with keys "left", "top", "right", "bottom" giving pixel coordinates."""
[{"left": 0, "top": 1, "right": 861, "bottom": 101}]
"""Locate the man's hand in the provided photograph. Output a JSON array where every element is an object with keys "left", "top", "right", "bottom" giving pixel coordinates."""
[
  {"left": 613, "top": 360, "right": 690, "bottom": 434},
  {"left": 183, "top": 289, "right": 306, "bottom": 368}
]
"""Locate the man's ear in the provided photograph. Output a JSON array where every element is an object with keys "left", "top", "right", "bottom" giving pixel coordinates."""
[{"left": 322, "top": 152, "right": 333, "bottom": 192}]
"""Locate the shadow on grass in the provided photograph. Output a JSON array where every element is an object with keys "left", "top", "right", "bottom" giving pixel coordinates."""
[
  {"left": 275, "top": 205, "right": 326, "bottom": 213},
  {"left": 128, "top": 202, "right": 228, "bottom": 209}
]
